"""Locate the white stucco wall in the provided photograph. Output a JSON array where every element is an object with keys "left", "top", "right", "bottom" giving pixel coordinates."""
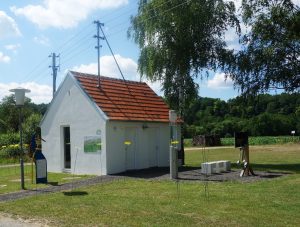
[
  {"left": 41, "top": 75, "right": 107, "bottom": 175},
  {"left": 41, "top": 73, "right": 182, "bottom": 176},
  {"left": 106, "top": 121, "right": 179, "bottom": 174}
]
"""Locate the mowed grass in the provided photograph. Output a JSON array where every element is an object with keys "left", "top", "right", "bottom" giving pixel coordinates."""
[
  {"left": 186, "top": 144, "right": 300, "bottom": 173},
  {"left": 0, "top": 144, "right": 299, "bottom": 226},
  {"left": 0, "top": 164, "right": 92, "bottom": 195}
]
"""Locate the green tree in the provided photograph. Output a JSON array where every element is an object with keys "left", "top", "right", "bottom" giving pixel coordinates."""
[
  {"left": 0, "top": 95, "right": 46, "bottom": 134},
  {"left": 22, "top": 113, "right": 42, "bottom": 146},
  {"left": 0, "top": 95, "right": 22, "bottom": 132},
  {"left": 129, "top": 0, "right": 239, "bottom": 162},
  {"left": 129, "top": 0, "right": 239, "bottom": 112},
  {"left": 227, "top": 0, "right": 300, "bottom": 95}
]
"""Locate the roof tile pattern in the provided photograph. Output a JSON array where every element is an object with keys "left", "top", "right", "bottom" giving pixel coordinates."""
[{"left": 72, "top": 71, "right": 170, "bottom": 122}]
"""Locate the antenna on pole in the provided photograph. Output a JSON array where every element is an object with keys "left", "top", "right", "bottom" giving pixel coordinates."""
[
  {"left": 49, "top": 53, "right": 60, "bottom": 98},
  {"left": 94, "top": 20, "right": 104, "bottom": 88}
]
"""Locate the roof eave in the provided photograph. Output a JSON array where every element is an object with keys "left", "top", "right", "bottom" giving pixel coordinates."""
[{"left": 69, "top": 71, "right": 109, "bottom": 121}]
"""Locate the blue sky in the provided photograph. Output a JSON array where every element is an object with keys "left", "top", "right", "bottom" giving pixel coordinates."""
[{"left": 2, "top": 0, "right": 297, "bottom": 104}]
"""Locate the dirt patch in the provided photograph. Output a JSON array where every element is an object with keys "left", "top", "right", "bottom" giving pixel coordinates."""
[{"left": 0, "top": 213, "right": 47, "bottom": 227}]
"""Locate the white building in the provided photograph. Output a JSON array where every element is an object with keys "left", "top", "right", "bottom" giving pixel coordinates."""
[{"left": 40, "top": 71, "right": 180, "bottom": 175}]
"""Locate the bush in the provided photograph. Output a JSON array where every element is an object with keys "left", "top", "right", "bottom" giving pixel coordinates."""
[
  {"left": 1, "top": 145, "right": 21, "bottom": 158},
  {"left": 0, "top": 133, "right": 19, "bottom": 147},
  {"left": 0, "top": 144, "right": 30, "bottom": 163},
  {"left": 22, "top": 113, "right": 42, "bottom": 145},
  {"left": 184, "top": 138, "right": 193, "bottom": 147}
]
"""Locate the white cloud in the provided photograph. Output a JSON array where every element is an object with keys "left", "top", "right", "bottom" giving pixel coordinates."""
[
  {"left": 292, "top": 0, "right": 300, "bottom": 6},
  {"left": 73, "top": 54, "right": 138, "bottom": 80},
  {"left": 72, "top": 54, "right": 163, "bottom": 95},
  {"left": 34, "top": 35, "right": 50, "bottom": 46},
  {"left": 0, "top": 52, "right": 10, "bottom": 63},
  {"left": 11, "top": 0, "right": 128, "bottom": 29},
  {"left": 207, "top": 73, "right": 234, "bottom": 89},
  {"left": 5, "top": 43, "right": 21, "bottom": 53},
  {"left": 0, "top": 82, "right": 52, "bottom": 104},
  {"left": 0, "top": 11, "right": 21, "bottom": 39}
]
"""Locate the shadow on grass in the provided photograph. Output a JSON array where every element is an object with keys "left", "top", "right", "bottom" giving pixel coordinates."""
[
  {"left": 114, "top": 167, "right": 169, "bottom": 179},
  {"left": 47, "top": 182, "right": 59, "bottom": 186},
  {"left": 251, "top": 163, "right": 300, "bottom": 174},
  {"left": 230, "top": 162, "right": 299, "bottom": 174},
  {"left": 114, "top": 166, "right": 202, "bottom": 179},
  {"left": 63, "top": 191, "right": 88, "bottom": 196}
]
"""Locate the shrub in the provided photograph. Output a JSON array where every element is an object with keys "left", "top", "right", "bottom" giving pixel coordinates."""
[{"left": 0, "top": 133, "right": 19, "bottom": 147}]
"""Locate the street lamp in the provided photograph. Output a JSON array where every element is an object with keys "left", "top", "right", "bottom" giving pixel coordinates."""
[{"left": 10, "top": 87, "right": 30, "bottom": 190}]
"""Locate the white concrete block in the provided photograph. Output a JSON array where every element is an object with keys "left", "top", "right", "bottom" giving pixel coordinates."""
[{"left": 201, "top": 160, "right": 231, "bottom": 175}]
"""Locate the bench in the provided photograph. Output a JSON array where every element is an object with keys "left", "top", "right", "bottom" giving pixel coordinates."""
[{"left": 201, "top": 160, "right": 231, "bottom": 175}]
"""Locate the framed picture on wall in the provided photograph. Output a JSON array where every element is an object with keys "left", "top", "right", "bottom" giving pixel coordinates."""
[{"left": 84, "top": 135, "right": 101, "bottom": 153}]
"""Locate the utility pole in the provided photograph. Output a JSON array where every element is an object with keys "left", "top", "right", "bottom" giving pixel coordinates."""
[
  {"left": 94, "top": 20, "right": 104, "bottom": 88},
  {"left": 49, "top": 53, "right": 60, "bottom": 97}
]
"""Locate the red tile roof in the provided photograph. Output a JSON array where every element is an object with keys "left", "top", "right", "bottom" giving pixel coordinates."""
[{"left": 71, "top": 71, "right": 171, "bottom": 122}]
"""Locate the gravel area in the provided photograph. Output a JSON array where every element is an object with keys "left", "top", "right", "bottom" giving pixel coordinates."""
[
  {"left": 0, "top": 175, "right": 125, "bottom": 203},
  {"left": 115, "top": 167, "right": 289, "bottom": 183}
]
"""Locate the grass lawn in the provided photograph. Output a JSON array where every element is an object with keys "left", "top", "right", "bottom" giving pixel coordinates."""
[
  {"left": 0, "top": 144, "right": 299, "bottom": 226},
  {"left": 0, "top": 164, "right": 92, "bottom": 195}
]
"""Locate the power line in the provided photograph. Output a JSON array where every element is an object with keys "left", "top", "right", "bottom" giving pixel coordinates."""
[
  {"left": 60, "top": 31, "right": 94, "bottom": 59},
  {"left": 16, "top": 0, "right": 192, "bottom": 88},
  {"left": 100, "top": 25, "right": 126, "bottom": 82}
]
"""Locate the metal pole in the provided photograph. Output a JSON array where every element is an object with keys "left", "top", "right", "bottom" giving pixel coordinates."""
[
  {"left": 19, "top": 106, "right": 25, "bottom": 189},
  {"left": 94, "top": 21, "right": 104, "bottom": 88},
  {"left": 169, "top": 124, "right": 178, "bottom": 179},
  {"left": 52, "top": 53, "right": 57, "bottom": 97},
  {"left": 96, "top": 23, "right": 100, "bottom": 86}
]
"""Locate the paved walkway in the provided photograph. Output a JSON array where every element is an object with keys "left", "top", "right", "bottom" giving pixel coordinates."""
[
  {"left": 0, "top": 175, "right": 124, "bottom": 203},
  {"left": 185, "top": 146, "right": 233, "bottom": 151},
  {"left": 0, "top": 163, "right": 31, "bottom": 168}
]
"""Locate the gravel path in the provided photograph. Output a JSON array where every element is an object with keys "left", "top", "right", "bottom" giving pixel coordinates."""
[{"left": 0, "top": 175, "right": 124, "bottom": 203}]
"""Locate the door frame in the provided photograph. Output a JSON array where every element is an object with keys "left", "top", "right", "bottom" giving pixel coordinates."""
[{"left": 61, "top": 126, "right": 71, "bottom": 170}]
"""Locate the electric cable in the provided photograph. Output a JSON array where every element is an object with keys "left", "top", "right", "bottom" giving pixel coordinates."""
[{"left": 2, "top": 0, "right": 193, "bottom": 101}]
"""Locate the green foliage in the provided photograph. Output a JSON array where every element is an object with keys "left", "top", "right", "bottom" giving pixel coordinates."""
[
  {"left": 221, "top": 136, "right": 300, "bottom": 146},
  {"left": 0, "top": 95, "right": 48, "bottom": 135},
  {"left": 129, "top": 0, "right": 239, "bottom": 113},
  {"left": 0, "top": 145, "right": 21, "bottom": 158},
  {"left": 185, "top": 93, "right": 300, "bottom": 137},
  {"left": 226, "top": 0, "right": 300, "bottom": 95},
  {"left": 22, "top": 113, "right": 42, "bottom": 146},
  {"left": 0, "top": 133, "right": 19, "bottom": 147}
]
